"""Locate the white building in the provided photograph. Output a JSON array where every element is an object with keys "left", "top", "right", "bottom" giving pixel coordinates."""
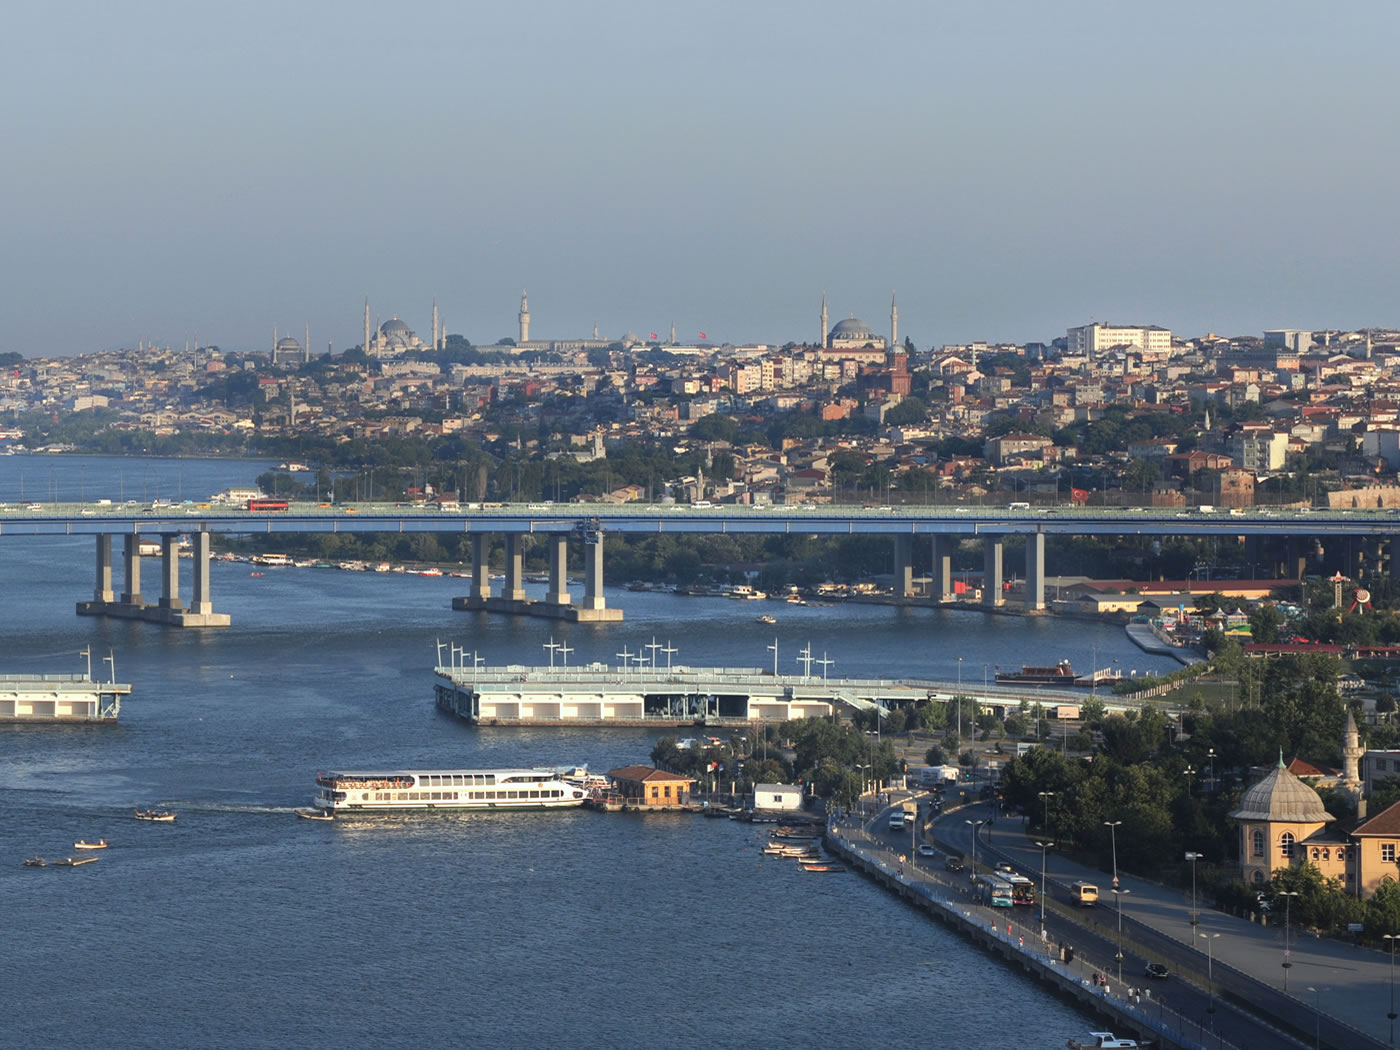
[
  {"left": 1227, "top": 429, "right": 1289, "bottom": 472},
  {"left": 753, "top": 783, "right": 805, "bottom": 812},
  {"left": 1066, "top": 323, "right": 1172, "bottom": 356}
]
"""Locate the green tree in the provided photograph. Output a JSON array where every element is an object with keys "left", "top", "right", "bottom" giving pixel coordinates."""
[{"left": 1249, "top": 603, "right": 1287, "bottom": 644}]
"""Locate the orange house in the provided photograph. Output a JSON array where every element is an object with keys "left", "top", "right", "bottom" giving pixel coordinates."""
[{"left": 607, "top": 766, "right": 696, "bottom": 810}]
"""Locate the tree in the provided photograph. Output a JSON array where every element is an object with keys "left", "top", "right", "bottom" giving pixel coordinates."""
[{"left": 1250, "top": 603, "right": 1287, "bottom": 644}]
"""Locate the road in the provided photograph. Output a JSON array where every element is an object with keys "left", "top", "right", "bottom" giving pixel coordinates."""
[{"left": 921, "top": 791, "right": 1391, "bottom": 1050}]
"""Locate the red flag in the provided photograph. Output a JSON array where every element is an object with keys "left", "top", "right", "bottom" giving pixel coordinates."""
[
  {"left": 1071, "top": 487, "right": 1089, "bottom": 503},
  {"left": 650, "top": 333, "right": 658, "bottom": 340},
  {"left": 698, "top": 331, "right": 707, "bottom": 340}
]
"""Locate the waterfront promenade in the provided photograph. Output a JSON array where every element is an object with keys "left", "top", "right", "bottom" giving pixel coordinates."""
[{"left": 938, "top": 801, "right": 1393, "bottom": 1050}]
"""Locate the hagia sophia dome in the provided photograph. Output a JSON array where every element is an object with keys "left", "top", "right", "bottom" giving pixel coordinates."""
[{"left": 830, "top": 317, "right": 875, "bottom": 342}]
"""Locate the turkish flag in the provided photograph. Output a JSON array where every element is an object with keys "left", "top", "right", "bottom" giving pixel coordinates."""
[
  {"left": 698, "top": 331, "right": 707, "bottom": 340},
  {"left": 650, "top": 333, "right": 658, "bottom": 340}
]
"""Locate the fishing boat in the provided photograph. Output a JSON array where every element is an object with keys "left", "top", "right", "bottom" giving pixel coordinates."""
[
  {"left": 52, "top": 856, "right": 99, "bottom": 866},
  {"left": 135, "top": 809, "right": 177, "bottom": 822},
  {"left": 295, "top": 808, "right": 334, "bottom": 821},
  {"left": 23, "top": 857, "right": 46, "bottom": 867},
  {"left": 74, "top": 839, "right": 108, "bottom": 850},
  {"left": 755, "top": 614, "right": 776, "bottom": 625}
]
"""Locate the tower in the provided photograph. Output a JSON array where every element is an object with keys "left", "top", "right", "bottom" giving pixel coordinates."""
[
  {"left": 305, "top": 323, "right": 310, "bottom": 363},
  {"left": 890, "top": 291, "right": 899, "bottom": 351},
  {"left": 519, "top": 291, "right": 530, "bottom": 345},
  {"left": 820, "top": 294, "right": 828, "bottom": 348},
  {"left": 670, "top": 322, "right": 676, "bottom": 345},
  {"left": 432, "top": 299, "right": 440, "bottom": 350},
  {"left": 1343, "top": 709, "right": 1365, "bottom": 808},
  {"left": 363, "top": 299, "right": 370, "bottom": 355}
]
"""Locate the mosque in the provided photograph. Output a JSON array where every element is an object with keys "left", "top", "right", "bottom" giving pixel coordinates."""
[
  {"left": 361, "top": 300, "right": 445, "bottom": 358},
  {"left": 816, "top": 294, "right": 896, "bottom": 364},
  {"left": 1230, "top": 712, "right": 1400, "bottom": 898}
]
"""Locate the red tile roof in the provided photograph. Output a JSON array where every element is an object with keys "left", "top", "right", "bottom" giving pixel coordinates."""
[
  {"left": 607, "top": 765, "right": 696, "bottom": 785},
  {"left": 1353, "top": 800, "right": 1400, "bottom": 837}
]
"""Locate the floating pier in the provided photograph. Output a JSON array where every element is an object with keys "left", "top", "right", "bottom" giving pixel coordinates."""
[
  {"left": 0, "top": 673, "right": 130, "bottom": 723},
  {"left": 433, "top": 662, "right": 928, "bottom": 727}
]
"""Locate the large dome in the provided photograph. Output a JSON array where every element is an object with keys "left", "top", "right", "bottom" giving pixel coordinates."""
[
  {"left": 380, "top": 318, "right": 412, "bottom": 337},
  {"left": 1229, "top": 757, "right": 1334, "bottom": 823},
  {"left": 276, "top": 337, "right": 301, "bottom": 351},
  {"left": 830, "top": 317, "right": 875, "bottom": 340}
]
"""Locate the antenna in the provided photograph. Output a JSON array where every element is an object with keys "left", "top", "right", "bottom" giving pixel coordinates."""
[
  {"left": 544, "top": 637, "right": 561, "bottom": 668},
  {"left": 767, "top": 638, "right": 779, "bottom": 676},
  {"left": 104, "top": 650, "right": 116, "bottom": 685},
  {"left": 80, "top": 646, "right": 91, "bottom": 680},
  {"left": 645, "top": 637, "right": 663, "bottom": 669},
  {"left": 616, "top": 645, "right": 634, "bottom": 674},
  {"left": 661, "top": 640, "right": 678, "bottom": 670},
  {"left": 435, "top": 638, "right": 444, "bottom": 668},
  {"left": 558, "top": 641, "right": 573, "bottom": 667},
  {"left": 816, "top": 651, "right": 834, "bottom": 683}
]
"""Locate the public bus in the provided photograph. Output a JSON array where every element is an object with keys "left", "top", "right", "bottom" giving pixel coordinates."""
[
  {"left": 247, "top": 499, "right": 291, "bottom": 512},
  {"left": 975, "top": 873, "right": 1015, "bottom": 909},
  {"left": 1071, "top": 881, "right": 1099, "bottom": 907},
  {"left": 1005, "top": 872, "right": 1037, "bottom": 907}
]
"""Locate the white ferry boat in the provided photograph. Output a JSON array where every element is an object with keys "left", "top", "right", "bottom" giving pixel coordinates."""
[{"left": 312, "top": 768, "right": 589, "bottom": 813}]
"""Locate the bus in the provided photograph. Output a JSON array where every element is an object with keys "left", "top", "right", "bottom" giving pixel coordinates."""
[
  {"left": 975, "top": 873, "right": 1015, "bottom": 908},
  {"left": 1005, "top": 872, "right": 1037, "bottom": 907},
  {"left": 247, "top": 499, "right": 290, "bottom": 512},
  {"left": 1071, "top": 881, "right": 1099, "bottom": 907}
]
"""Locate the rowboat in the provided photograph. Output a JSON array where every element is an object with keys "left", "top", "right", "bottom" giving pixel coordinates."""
[
  {"left": 74, "top": 839, "right": 108, "bottom": 850},
  {"left": 23, "top": 857, "right": 46, "bottom": 867},
  {"left": 800, "top": 862, "right": 846, "bottom": 873},
  {"left": 135, "top": 809, "right": 177, "bottom": 822},
  {"left": 296, "top": 808, "right": 334, "bottom": 821}
]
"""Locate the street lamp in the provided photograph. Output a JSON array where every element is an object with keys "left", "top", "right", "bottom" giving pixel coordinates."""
[
  {"left": 1207, "top": 747, "right": 1217, "bottom": 792},
  {"left": 1112, "top": 886, "right": 1130, "bottom": 983},
  {"left": 1279, "top": 889, "right": 1301, "bottom": 990},
  {"left": 1036, "top": 839, "right": 1052, "bottom": 932},
  {"left": 1104, "top": 820, "right": 1122, "bottom": 890},
  {"left": 965, "top": 817, "right": 985, "bottom": 879},
  {"left": 956, "top": 657, "right": 963, "bottom": 743},
  {"left": 1184, "top": 764, "right": 1197, "bottom": 797},
  {"left": 1185, "top": 851, "right": 1203, "bottom": 929},
  {"left": 1385, "top": 932, "right": 1399, "bottom": 1048},
  {"left": 1199, "top": 931, "right": 1220, "bottom": 1027},
  {"left": 1306, "top": 986, "right": 1324, "bottom": 1050},
  {"left": 1039, "top": 790, "right": 1056, "bottom": 836}
]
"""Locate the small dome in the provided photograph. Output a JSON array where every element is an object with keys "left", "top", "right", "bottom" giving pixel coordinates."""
[{"left": 1229, "top": 757, "right": 1335, "bottom": 823}]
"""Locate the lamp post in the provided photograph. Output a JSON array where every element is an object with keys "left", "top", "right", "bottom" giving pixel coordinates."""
[
  {"left": 1039, "top": 790, "right": 1056, "bottom": 836},
  {"left": 1036, "top": 839, "right": 1052, "bottom": 933},
  {"left": 1207, "top": 747, "right": 1217, "bottom": 792},
  {"left": 1385, "top": 932, "right": 1399, "bottom": 1048},
  {"left": 1184, "top": 764, "right": 1197, "bottom": 797},
  {"left": 1306, "top": 986, "right": 1323, "bottom": 1050},
  {"left": 1185, "top": 851, "right": 1203, "bottom": 929},
  {"left": 965, "top": 818, "right": 984, "bottom": 880},
  {"left": 1112, "top": 886, "right": 1130, "bottom": 984},
  {"left": 1279, "top": 889, "right": 1301, "bottom": 990},
  {"left": 1199, "top": 931, "right": 1220, "bottom": 1031},
  {"left": 1104, "top": 820, "right": 1122, "bottom": 891},
  {"left": 956, "top": 657, "right": 963, "bottom": 743}
]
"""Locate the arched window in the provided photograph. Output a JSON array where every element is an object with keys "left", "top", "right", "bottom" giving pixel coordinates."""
[
  {"left": 1311, "top": 848, "right": 1320, "bottom": 860},
  {"left": 1252, "top": 869, "right": 1265, "bottom": 884},
  {"left": 1281, "top": 831, "right": 1295, "bottom": 858},
  {"left": 1337, "top": 848, "right": 1347, "bottom": 862},
  {"left": 1322, "top": 848, "right": 1330, "bottom": 861},
  {"left": 1252, "top": 830, "right": 1265, "bottom": 857}
]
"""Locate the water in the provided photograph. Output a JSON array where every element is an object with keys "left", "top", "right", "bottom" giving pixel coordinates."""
[{"left": 0, "top": 455, "right": 1163, "bottom": 1047}]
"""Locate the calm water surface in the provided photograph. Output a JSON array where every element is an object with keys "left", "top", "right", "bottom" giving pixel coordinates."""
[{"left": 0, "top": 456, "right": 1160, "bottom": 1048}]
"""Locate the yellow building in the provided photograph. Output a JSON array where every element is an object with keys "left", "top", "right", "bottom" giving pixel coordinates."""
[{"left": 1229, "top": 755, "right": 1342, "bottom": 889}]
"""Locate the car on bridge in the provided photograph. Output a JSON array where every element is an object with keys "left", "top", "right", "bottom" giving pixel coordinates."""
[
  {"left": 1144, "top": 962, "right": 1170, "bottom": 979},
  {"left": 917, "top": 844, "right": 937, "bottom": 857},
  {"left": 944, "top": 855, "right": 965, "bottom": 872}
]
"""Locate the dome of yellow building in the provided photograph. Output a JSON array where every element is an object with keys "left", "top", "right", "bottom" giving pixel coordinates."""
[{"left": 1230, "top": 754, "right": 1335, "bottom": 824}]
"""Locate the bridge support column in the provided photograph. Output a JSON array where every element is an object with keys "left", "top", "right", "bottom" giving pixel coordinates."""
[
  {"left": 94, "top": 535, "right": 115, "bottom": 604},
  {"left": 932, "top": 535, "right": 955, "bottom": 602},
  {"left": 982, "top": 538, "right": 1003, "bottom": 608},
  {"left": 1243, "top": 534, "right": 1264, "bottom": 580},
  {"left": 582, "top": 535, "right": 606, "bottom": 610},
  {"left": 893, "top": 534, "right": 914, "bottom": 599},
  {"left": 189, "top": 532, "right": 213, "bottom": 615},
  {"left": 545, "top": 534, "right": 571, "bottom": 606},
  {"left": 470, "top": 534, "right": 493, "bottom": 601},
  {"left": 159, "top": 534, "right": 183, "bottom": 612},
  {"left": 122, "top": 534, "right": 143, "bottom": 606},
  {"left": 1025, "top": 532, "right": 1045, "bottom": 611},
  {"left": 503, "top": 534, "right": 527, "bottom": 602}
]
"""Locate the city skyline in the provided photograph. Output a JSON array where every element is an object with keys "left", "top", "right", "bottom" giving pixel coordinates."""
[{"left": 6, "top": 1, "right": 1399, "bottom": 355}]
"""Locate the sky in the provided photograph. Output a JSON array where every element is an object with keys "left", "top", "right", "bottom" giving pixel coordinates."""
[{"left": 4, "top": 0, "right": 1398, "bottom": 356}]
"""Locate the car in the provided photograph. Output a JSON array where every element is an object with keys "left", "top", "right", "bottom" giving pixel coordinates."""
[
  {"left": 918, "top": 844, "right": 937, "bottom": 857},
  {"left": 944, "top": 856, "right": 965, "bottom": 872},
  {"left": 1144, "top": 962, "right": 1170, "bottom": 979}
]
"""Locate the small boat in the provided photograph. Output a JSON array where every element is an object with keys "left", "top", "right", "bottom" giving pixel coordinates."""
[
  {"left": 135, "top": 809, "right": 177, "bottom": 822},
  {"left": 23, "top": 857, "right": 46, "bottom": 867},
  {"left": 52, "top": 856, "right": 99, "bottom": 866},
  {"left": 755, "top": 614, "right": 777, "bottom": 625},
  {"left": 74, "top": 840, "right": 108, "bottom": 850},
  {"left": 296, "top": 808, "right": 334, "bottom": 821},
  {"left": 1067, "top": 1035, "right": 1138, "bottom": 1049},
  {"left": 996, "top": 660, "right": 1077, "bottom": 685},
  {"left": 800, "top": 862, "right": 846, "bottom": 873},
  {"left": 249, "top": 571, "right": 264, "bottom": 577}
]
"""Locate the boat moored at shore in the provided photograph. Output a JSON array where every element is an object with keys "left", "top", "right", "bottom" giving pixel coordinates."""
[{"left": 312, "top": 767, "right": 588, "bottom": 814}]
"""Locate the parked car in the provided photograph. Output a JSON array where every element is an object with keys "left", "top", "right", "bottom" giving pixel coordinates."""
[{"left": 1144, "top": 962, "right": 1170, "bottom": 979}]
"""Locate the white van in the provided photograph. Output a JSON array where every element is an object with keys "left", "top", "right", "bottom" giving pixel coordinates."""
[{"left": 888, "top": 812, "right": 906, "bottom": 831}]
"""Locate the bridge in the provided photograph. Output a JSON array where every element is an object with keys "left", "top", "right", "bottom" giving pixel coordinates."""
[{"left": 0, "top": 500, "right": 1395, "bottom": 627}]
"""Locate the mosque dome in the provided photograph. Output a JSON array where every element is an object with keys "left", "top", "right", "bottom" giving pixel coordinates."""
[
  {"left": 380, "top": 318, "right": 412, "bottom": 337},
  {"left": 830, "top": 318, "right": 874, "bottom": 339},
  {"left": 1229, "top": 757, "right": 1335, "bottom": 823},
  {"left": 276, "top": 337, "right": 301, "bottom": 351}
]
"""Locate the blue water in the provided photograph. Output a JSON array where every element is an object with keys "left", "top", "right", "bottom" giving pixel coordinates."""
[{"left": 0, "top": 455, "right": 1155, "bottom": 1048}]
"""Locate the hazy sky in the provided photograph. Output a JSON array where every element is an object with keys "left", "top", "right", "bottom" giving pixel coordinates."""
[{"left": 5, "top": 1, "right": 1397, "bottom": 356}]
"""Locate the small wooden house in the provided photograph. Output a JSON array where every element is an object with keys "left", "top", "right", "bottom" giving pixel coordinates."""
[{"left": 607, "top": 765, "right": 696, "bottom": 810}]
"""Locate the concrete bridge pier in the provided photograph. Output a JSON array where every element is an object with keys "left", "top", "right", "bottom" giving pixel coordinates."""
[
  {"left": 931, "top": 535, "right": 955, "bottom": 602},
  {"left": 469, "top": 534, "right": 492, "bottom": 602},
  {"left": 893, "top": 534, "right": 914, "bottom": 599},
  {"left": 503, "top": 534, "right": 528, "bottom": 602},
  {"left": 544, "top": 534, "right": 571, "bottom": 607},
  {"left": 982, "top": 538, "right": 1004, "bottom": 608},
  {"left": 1024, "top": 531, "right": 1046, "bottom": 611},
  {"left": 577, "top": 532, "right": 621, "bottom": 621},
  {"left": 78, "top": 531, "right": 229, "bottom": 627}
]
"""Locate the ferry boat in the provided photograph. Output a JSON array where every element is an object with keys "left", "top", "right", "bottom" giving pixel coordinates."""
[
  {"left": 995, "top": 660, "right": 1078, "bottom": 685},
  {"left": 311, "top": 767, "right": 589, "bottom": 814}
]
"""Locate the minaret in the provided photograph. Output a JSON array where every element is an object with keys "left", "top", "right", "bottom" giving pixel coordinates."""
[
  {"left": 1343, "top": 709, "right": 1365, "bottom": 813},
  {"left": 432, "top": 299, "right": 440, "bottom": 350},
  {"left": 669, "top": 322, "right": 676, "bottom": 345},
  {"left": 363, "top": 299, "right": 371, "bottom": 355},
  {"left": 890, "top": 291, "right": 899, "bottom": 350},
  {"left": 518, "top": 291, "right": 530, "bottom": 345},
  {"left": 305, "top": 323, "right": 310, "bottom": 363},
  {"left": 273, "top": 326, "right": 278, "bottom": 353},
  {"left": 820, "top": 294, "right": 828, "bottom": 349}
]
